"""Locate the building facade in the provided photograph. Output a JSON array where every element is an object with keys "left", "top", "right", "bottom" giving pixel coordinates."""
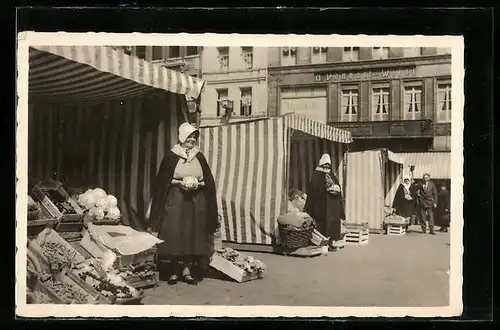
[
  {"left": 267, "top": 47, "right": 452, "bottom": 152},
  {"left": 199, "top": 46, "right": 268, "bottom": 126}
]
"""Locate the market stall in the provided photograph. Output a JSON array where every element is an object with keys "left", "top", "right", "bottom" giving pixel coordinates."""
[
  {"left": 199, "top": 113, "right": 353, "bottom": 251},
  {"left": 26, "top": 45, "right": 206, "bottom": 303},
  {"left": 344, "top": 149, "right": 404, "bottom": 233},
  {"left": 398, "top": 152, "right": 451, "bottom": 189}
]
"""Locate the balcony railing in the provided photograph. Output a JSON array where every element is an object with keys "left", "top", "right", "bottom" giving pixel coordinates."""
[{"left": 328, "top": 119, "right": 433, "bottom": 138}]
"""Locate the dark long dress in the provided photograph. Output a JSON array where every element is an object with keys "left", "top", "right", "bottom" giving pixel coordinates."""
[
  {"left": 149, "top": 150, "right": 218, "bottom": 275},
  {"left": 392, "top": 184, "right": 414, "bottom": 218},
  {"left": 304, "top": 170, "right": 345, "bottom": 241},
  {"left": 436, "top": 189, "right": 450, "bottom": 227}
]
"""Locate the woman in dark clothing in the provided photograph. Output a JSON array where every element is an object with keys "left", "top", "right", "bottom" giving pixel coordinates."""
[
  {"left": 392, "top": 178, "right": 414, "bottom": 219},
  {"left": 409, "top": 180, "right": 422, "bottom": 226},
  {"left": 437, "top": 185, "right": 451, "bottom": 232},
  {"left": 148, "top": 122, "right": 218, "bottom": 285},
  {"left": 304, "top": 154, "right": 345, "bottom": 249}
]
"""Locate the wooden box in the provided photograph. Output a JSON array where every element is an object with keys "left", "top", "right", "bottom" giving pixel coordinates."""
[
  {"left": 310, "top": 229, "right": 329, "bottom": 246},
  {"left": 344, "top": 224, "right": 369, "bottom": 246},
  {"left": 33, "top": 228, "right": 86, "bottom": 266},
  {"left": 386, "top": 224, "right": 406, "bottom": 236},
  {"left": 27, "top": 218, "right": 58, "bottom": 239},
  {"left": 31, "top": 277, "right": 66, "bottom": 304},
  {"left": 124, "top": 273, "right": 159, "bottom": 290},
  {"left": 32, "top": 184, "right": 84, "bottom": 223},
  {"left": 209, "top": 254, "right": 262, "bottom": 283},
  {"left": 56, "top": 268, "right": 113, "bottom": 304}
]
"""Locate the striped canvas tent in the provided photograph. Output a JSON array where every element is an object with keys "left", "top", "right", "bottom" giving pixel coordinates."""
[
  {"left": 397, "top": 152, "right": 451, "bottom": 180},
  {"left": 345, "top": 149, "right": 404, "bottom": 232},
  {"left": 28, "top": 45, "right": 204, "bottom": 230},
  {"left": 199, "top": 114, "right": 352, "bottom": 246}
]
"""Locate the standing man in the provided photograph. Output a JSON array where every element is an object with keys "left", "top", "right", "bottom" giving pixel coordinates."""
[
  {"left": 437, "top": 184, "right": 451, "bottom": 232},
  {"left": 419, "top": 173, "right": 438, "bottom": 234}
]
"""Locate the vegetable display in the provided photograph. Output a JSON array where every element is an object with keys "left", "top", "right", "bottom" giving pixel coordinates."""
[
  {"left": 39, "top": 241, "right": 78, "bottom": 272},
  {"left": 39, "top": 276, "right": 89, "bottom": 304},
  {"left": 44, "top": 190, "right": 77, "bottom": 215},
  {"left": 27, "top": 289, "right": 53, "bottom": 304},
  {"left": 216, "top": 248, "right": 265, "bottom": 277},
  {"left": 76, "top": 188, "right": 121, "bottom": 222}
]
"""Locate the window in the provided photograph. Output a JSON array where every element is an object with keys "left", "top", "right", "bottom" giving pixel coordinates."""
[
  {"left": 437, "top": 83, "right": 452, "bottom": 122},
  {"left": 241, "top": 47, "right": 253, "bottom": 69},
  {"left": 186, "top": 46, "right": 198, "bottom": 56},
  {"left": 342, "top": 47, "right": 360, "bottom": 62},
  {"left": 341, "top": 86, "right": 359, "bottom": 122},
  {"left": 312, "top": 47, "right": 328, "bottom": 64},
  {"left": 152, "top": 46, "right": 163, "bottom": 61},
  {"left": 169, "top": 46, "right": 180, "bottom": 58},
  {"left": 371, "top": 87, "right": 390, "bottom": 120},
  {"left": 216, "top": 89, "right": 229, "bottom": 117},
  {"left": 240, "top": 88, "right": 252, "bottom": 116},
  {"left": 217, "top": 47, "right": 229, "bottom": 71},
  {"left": 403, "top": 85, "right": 422, "bottom": 120},
  {"left": 282, "top": 47, "right": 297, "bottom": 66},
  {"left": 373, "top": 47, "right": 390, "bottom": 59},
  {"left": 403, "top": 47, "right": 422, "bottom": 58},
  {"left": 135, "top": 46, "right": 146, "bottom": 60}
]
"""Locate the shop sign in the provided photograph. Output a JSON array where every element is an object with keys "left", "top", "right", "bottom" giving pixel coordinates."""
[
  {"left": 315, "top": 67, "right": 417, "bottom": 82},
  {"left": 337, "top": 124, "right": 373, "bottom": 136}
]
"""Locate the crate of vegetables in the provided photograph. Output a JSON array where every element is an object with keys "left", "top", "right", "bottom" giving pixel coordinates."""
[
  {"left": 210, "top": 248, "right": 265, "bottom": 283},
  {"left": 115, "top": 262, "right": 159, "bottom": 290},
  {"left": 34, "top": 271, "right": 101, "bottom": 305},
  {"left": 32, "top": 184, "right": 84, "bottom": 223}
]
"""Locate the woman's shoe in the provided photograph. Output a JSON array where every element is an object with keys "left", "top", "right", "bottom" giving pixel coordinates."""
[
  {"left": 167, "top": 274, "right": 179, "bottom": 285},
  {"left": 182, "top": 266, "right": 198, "bottom": 285}
]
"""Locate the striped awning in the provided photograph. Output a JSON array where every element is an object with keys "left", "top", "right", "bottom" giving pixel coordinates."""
[
  {"left": 29, "top": 45, "right": 205, "bottom": 103},
  {"left": 287, "top": 114, "right": 353, "bottom": 144},
  {"left": 398, "top": 152, "right": 451, "bottom": 179},
  {"left": 386, "top": 150, "right": 405, "bottom": 164}
]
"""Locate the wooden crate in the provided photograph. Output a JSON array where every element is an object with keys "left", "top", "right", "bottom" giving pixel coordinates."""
[
  {"left": 33, "top": 228, "right": 86, "bottom": 266},
  {"left": 32, "top": 277, "right": 66, "bottom": 304},
  {"left": 386, "top": 224, "right": 406, "bottom": 236},
  {"left": 114, "top": 292, "right": 145, "bottom": 305},
  {"left": 27, "top": 218, "right": 59, "bottom": 239},
  {"left": 209, "top": 254, "right": 262, "bottom": 283},
  {"left": 32, "top": 184, "right": 84, "bottom": 223},
  {"left": 310, "top": 229, "right": 329, "bottom": 246},
  {"left": 56, "top": 268, "right": 113, "bottom": 304},
  {"left": 344, "top": 228, "right": 369, "bottom": 246},
  {"left": 124, "top": 273, "right": 159, "bottom": 290}
]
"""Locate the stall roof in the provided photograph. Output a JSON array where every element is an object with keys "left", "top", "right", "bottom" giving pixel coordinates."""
[
  {"left": 29, "top": 45, "right": 205, "bottom": 102},
  {"left": 397, "top": 152, "right": 451, "bottom": 179},
  {"left": 287, "top": 113, "right": 353, "bottom": 144}
]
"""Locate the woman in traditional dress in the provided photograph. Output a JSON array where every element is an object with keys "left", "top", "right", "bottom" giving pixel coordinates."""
[
  {"left": 148, "top": 123, "right": 218, "bottom": 285},
  {"left": 304, "top": 154, "right": 345, "bottom": 249},
  {"left": 392, "top": 177, "right": 414, "bottom": 219}
]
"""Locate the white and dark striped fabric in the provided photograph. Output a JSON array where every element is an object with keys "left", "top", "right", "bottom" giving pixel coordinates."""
[
  {"left": 397, "top": 152, "right": 451, "bottom": 179},
  {"left": 345, "top": 149, "right": 403, "bottom": 231},
  {"left": 29, "top": 45, "right": 205, "bottom": 103},
  {"left": 28, "top": 94, "right": 188, "bottom": 231},
  {"left": 199, "top": 114, "right": 351, "bottom": 245}
]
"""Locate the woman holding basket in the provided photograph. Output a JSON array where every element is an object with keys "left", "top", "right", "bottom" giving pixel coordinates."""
[
  {"left": 148, "top": 123, "right": 219, "bottom": 285},
  {"left": 304, "top": 154, "right": 345, "bottom": 249}
]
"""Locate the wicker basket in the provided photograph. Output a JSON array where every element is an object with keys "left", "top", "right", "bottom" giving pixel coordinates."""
[{"left": 279, "top": 224, "right": 315, "bottom": 249}]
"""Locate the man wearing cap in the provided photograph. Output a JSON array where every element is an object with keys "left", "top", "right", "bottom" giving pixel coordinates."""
[{"left": 419, "top": 173, "right": 438, "bottom": 234}]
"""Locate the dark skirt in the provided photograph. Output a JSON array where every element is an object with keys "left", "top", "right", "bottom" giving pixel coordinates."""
[
  {"left": 156, "top": 186, "right": 214, "bottom": 261},
  {"left": 318, "top": 194, "right": 343, "bottom": 241}
]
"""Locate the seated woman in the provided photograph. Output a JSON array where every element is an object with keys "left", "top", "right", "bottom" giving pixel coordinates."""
[{"left": 304, "top": 154, "right": 345, "bottom": 250}]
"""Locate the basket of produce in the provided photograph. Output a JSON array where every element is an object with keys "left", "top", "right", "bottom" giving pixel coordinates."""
[
  {"left": 76, "top": 188, "right": 122, "bottom": 225},
  {"left": 32, "top": 184, "right": 84, "bottom": 223},
  {"left": 277, "top": 212, "right": 316, "bottom": 249},
  {"left": 210, "top": 248, "right": 265, "bottom": 283}
]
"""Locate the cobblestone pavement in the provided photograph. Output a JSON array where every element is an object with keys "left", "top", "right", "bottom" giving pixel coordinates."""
[{"left": 143, "top": 226, "right": 450, "bottom": 307}]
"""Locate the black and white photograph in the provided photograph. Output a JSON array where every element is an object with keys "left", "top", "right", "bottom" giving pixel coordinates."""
[{"left": 16, "top": 32, "right": 464, "bottom": 318}]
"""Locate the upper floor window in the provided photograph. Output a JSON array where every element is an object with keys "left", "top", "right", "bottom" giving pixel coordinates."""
[
  {"left": 311, "top": 47, "right": 328, "bottom": 64},
  {"left": 135, "top": 46, "right": 146, "bottom": 60},
  {"left": 282, "top": 47, "right": 297, "bottom": 66},
  {"left": 216, "top": 89, "right": 229, "bottom": 117},
  {"left": 341, "top": 85, "right": 359, "bottom": 122},
  {"left": 437, "top": 82, "right": 452, "bottom": 122},
  {"left": 371, "top": 86, "right": 390, "bottom": 121},
  {"left": 241, "top": 47, "right": 253, "bottom": 69},
  {"left": 403, "top": 84, "right": 423, "bottom": 120},
  {"left": 152, "top": 46, "right": 163, "bottom": 61},
  {"left": 217, "top": 47, "right": 229, "bottom": 71},
  {"left": 240, "top": 87, "right": 252, "bottom": 116},
  {"left": 169, "top": 46, "right": 180, "bottom": 58},
  {"left": 186, "top": 46, "right": 199, "bottom": 56},
  {"left": 372, "top": 47, "right": 390, "bottom": 60},
  {"left": 403, "top": 47, "right": 422, "bottom": 58},
  {"left": 342, "top": 47, "right": 360, "bottom": 62}
]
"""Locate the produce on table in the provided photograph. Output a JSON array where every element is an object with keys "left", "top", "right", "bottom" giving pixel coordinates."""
[
  {"left": 40, "top": 276, "right": 89, "bottom": 304},
  {"left": 93, "top": 188, "right": 107, "bottom": 199},
  {"left": 106, "top": 206, "right": 121, "bottom": 220},
  {"left": 106, "top": 195, "right": 118, "bottom": 207},
  {"left": 39, "top": 240, "right": 78, "bottom": 272},
  {"left": 28, "top": 290, "right": 53, "bottom": 304},
  {"left": 76, "top": 189, "right": 121, "bottom": 222},
  {"left": 43, "top": 190, "right": 77, "bottom": 215},
  {"left": 216, "top": 248, "right": 265, "bottom": 278},
  {"left": 115, "top": 262, "right": 156, "bottom": 280},
  {"left": 95, "top": 197, "right": 109, "bottom": 211}
]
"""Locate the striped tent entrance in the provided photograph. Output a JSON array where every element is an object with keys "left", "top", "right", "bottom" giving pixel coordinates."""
[
  {"left": 199, "top": 114, "right": 352, "bottom": 246},
  {"left": 345, "top": 149, "right": 404, "bottom": 232},
  {"left": 28, "top": 46, "right": 205, "bottom": 230}
]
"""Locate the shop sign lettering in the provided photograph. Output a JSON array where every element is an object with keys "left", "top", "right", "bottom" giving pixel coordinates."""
[{"left": 315, "top": 68, "right": 417, "bottom": 82}]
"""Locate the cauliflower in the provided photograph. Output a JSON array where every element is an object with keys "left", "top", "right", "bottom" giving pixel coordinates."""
[
  {"left": 106, "top": 195, "right": 118, "bottom": 207},
  {"left": 182, "top": 176, "right": 199, "bottom": 190},
  {"left": 95, "top": 197, "right": 109, "bottom": 211},
  {"left": 93, "top": 188, "right": 107, "bottom": 199},
  {"left": 94, "top": 208, "right": 105, "bottom": 220},
  {"left": 78, "top": 194, "right": 96, "bottom": 209},
  {"left": 106, "top": 206, "right": 121, "bottom": 220}
]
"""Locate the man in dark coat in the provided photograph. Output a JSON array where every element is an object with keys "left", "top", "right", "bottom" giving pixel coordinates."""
[
  {"left": 437, "top": 184, "right": 451, "bottom": 232},
  {"left": 409, "top": 180, "right": 421, "bottom": 226},
  {"left": 418, "top": 173, "right": 438, "bottom": 234},
  {"left": 304, "top": 154, "right": 345, "bottom": 248}
]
